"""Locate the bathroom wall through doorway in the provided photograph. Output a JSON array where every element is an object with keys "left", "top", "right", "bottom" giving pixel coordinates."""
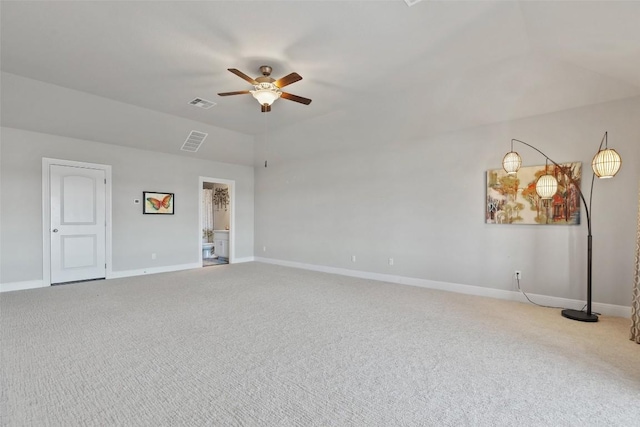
[{"left": 198, "top": 176, "right": 236, "bottom": 266}]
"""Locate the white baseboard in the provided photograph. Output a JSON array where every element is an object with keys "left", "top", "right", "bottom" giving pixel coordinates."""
[
  {"left": 108, "top": 262, "right": 201, "bottom": 279},
  {"left": 254, "top": 257, "right": 631, "bottom": 318},
  {"left": 1, "top": 262, "right": 202, "bottom": 293},
  {"left": 0, "top": 280, "right": 47, "bottom": 293},
  {"left": 4, "top": 259, "right": 631, "bottom": 319},
  {"left": 233, "top": 256, "right": 255, "bottom": 264}
]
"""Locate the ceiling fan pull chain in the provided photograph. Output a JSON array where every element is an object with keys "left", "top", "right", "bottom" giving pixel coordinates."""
[{"left": 264, "top": 107, "right": 268, "bottom": 168}]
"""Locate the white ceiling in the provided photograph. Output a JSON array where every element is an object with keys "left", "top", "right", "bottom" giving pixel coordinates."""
[{"left": 1, "top": 1, "right": 639, "bottom": 161}]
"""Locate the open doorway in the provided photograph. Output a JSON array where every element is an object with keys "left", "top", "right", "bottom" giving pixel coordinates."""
[{"left": 199, "top": 177, "right": 235, "bottom": 267}]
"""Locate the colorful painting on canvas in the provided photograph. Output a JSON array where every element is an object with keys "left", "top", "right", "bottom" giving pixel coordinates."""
[{"left": 486, "top": 162, "right": 581, "bottom": 225}]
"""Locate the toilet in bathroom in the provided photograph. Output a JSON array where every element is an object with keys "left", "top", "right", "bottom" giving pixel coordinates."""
[{"left": 202, "top": 243, "right": 216, "bottom": 259}]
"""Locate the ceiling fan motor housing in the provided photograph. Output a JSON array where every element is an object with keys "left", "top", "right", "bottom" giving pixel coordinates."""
[
  {"left": 259, "top": 65, "right": 272, "bottom": 76},
  {"left": 256, "top": 66, "right": 277, "bottom": 84}
]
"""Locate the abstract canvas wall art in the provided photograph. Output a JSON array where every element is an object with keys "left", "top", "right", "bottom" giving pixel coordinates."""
[{"left": 486, "top": 162, "right": 582, "bottom": 225}]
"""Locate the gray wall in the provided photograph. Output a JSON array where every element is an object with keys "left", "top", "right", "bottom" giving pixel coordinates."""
[
  {"left": 2, "top": 89, "right": 638, "bottom": 309},
  {"left": 0, "top": 127, "right": 254, "bottom": 283},
  {"left": 255, "top": 96, "right": 640, "bottom": 307}
]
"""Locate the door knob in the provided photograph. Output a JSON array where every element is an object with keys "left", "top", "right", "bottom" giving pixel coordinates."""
[{"left": 52, "top": 229, "right": 59, "bottom": 233}]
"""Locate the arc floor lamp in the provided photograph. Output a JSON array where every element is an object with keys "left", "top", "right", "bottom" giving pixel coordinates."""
[{"left": 502, "top": 132, "right": 622, "bottom": 322}]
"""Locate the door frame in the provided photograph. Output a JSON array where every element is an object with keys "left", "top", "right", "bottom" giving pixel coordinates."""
[
  {"left": 42, "top": 158, "right": 113, "bottom": 286},
  {"left": 199, "top": 176, "right": 236, "bottom": 265}
]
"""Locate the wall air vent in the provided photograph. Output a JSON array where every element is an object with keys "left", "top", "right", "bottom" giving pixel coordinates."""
[
  {"left": 181, "top": 131, "right": 208, "bottom": 152},
  {"left": 189, "top": 98, "right": 217, "bottom": 109},
  {"left": 404, "top": 0, "right": 422, "bottom": 6}
]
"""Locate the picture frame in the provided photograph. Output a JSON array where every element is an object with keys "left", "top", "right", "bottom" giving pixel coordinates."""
[{"left": 143, "top": 191, "right": 174, "bottom": 215}]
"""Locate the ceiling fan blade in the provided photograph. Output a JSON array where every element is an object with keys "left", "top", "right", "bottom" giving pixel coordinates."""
[
  {"left": 274, "top": 72, "right": 302, "bottom": 88},
  {"left": 261, "top": 104, "right": 272, "bottom": 113},
  {"left": 281, "top": 92, "right": 312, "bottom": 105},
  {"left": 227, "top": 68, "right": 258, "bottom": 85},
  {"left": 218, "top": 90, "right": 250, "bottom": 96}
]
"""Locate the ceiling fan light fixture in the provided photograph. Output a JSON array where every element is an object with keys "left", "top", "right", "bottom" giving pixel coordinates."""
[{"left": 250, "top": 83, "right": 282, "bottom": 106}]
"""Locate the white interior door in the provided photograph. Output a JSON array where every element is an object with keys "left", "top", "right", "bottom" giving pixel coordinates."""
[{"left": 50, "top": 164, "right": 106, "bottom": 284}]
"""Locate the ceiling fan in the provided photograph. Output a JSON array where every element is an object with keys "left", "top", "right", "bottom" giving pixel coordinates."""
[{"left": 218, "top": 66, "right": 312, "bottom": 112}]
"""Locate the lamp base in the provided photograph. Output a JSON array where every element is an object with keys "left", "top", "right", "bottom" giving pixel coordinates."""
[{"left": 561, "top": 309, "right": 598, "bottom": 322}]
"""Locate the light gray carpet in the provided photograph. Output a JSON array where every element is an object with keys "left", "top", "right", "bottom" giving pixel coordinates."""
[{"left": 1, "top": 262, "right": 639, "bottom": 426}]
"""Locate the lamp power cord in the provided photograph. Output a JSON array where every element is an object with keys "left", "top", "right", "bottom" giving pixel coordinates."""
[
  {"left": 515, "top": 275, "right": 564, "bottom": 309},
  {"left": 515, "top": 274, "right": 601, "bottom": 315}
]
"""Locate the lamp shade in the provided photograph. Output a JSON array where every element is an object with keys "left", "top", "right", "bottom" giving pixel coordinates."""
[
  {"left": 591, "top": 148, "right": 621, "bottom": 179},
  {"left": 502, "top": 151, "right": 522, "bottom": 175},
  {"left": 251, "top": 89, "right": 281, "bottom": 106},
  {"left": 536, "top": 174, "right": 558, "bottom": 199}
]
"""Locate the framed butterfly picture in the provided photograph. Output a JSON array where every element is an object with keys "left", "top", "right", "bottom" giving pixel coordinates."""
[{"left": 143, "top": 191, "right": 174, "bottom": 215}]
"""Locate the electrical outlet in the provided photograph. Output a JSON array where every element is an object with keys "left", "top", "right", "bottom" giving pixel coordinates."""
[
  {"left": 263, "top": 246, "right": 267, "bottom": 252},
  {"left": 388, "top": 258, "right": 394, "bottom": 266},
  {"left": 514, "top": 270, "right": 522, "bottom": 280},
  {"left": 151, "top": 253, "right": 156, "bottom": 260},
  {"left": 351, "top": 255, "right": 356, "bottom": 263}
]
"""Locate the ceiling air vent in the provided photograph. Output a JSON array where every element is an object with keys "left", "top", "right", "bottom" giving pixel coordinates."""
[
  {"left": 189, "top": 98, "right": 216, "bottom": 109},
  {"left": 181, "top": 131, "right": 208, "bottom": 152},
  {"left": 404, "top": 0, "right": 422, "bottom": 6}
]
